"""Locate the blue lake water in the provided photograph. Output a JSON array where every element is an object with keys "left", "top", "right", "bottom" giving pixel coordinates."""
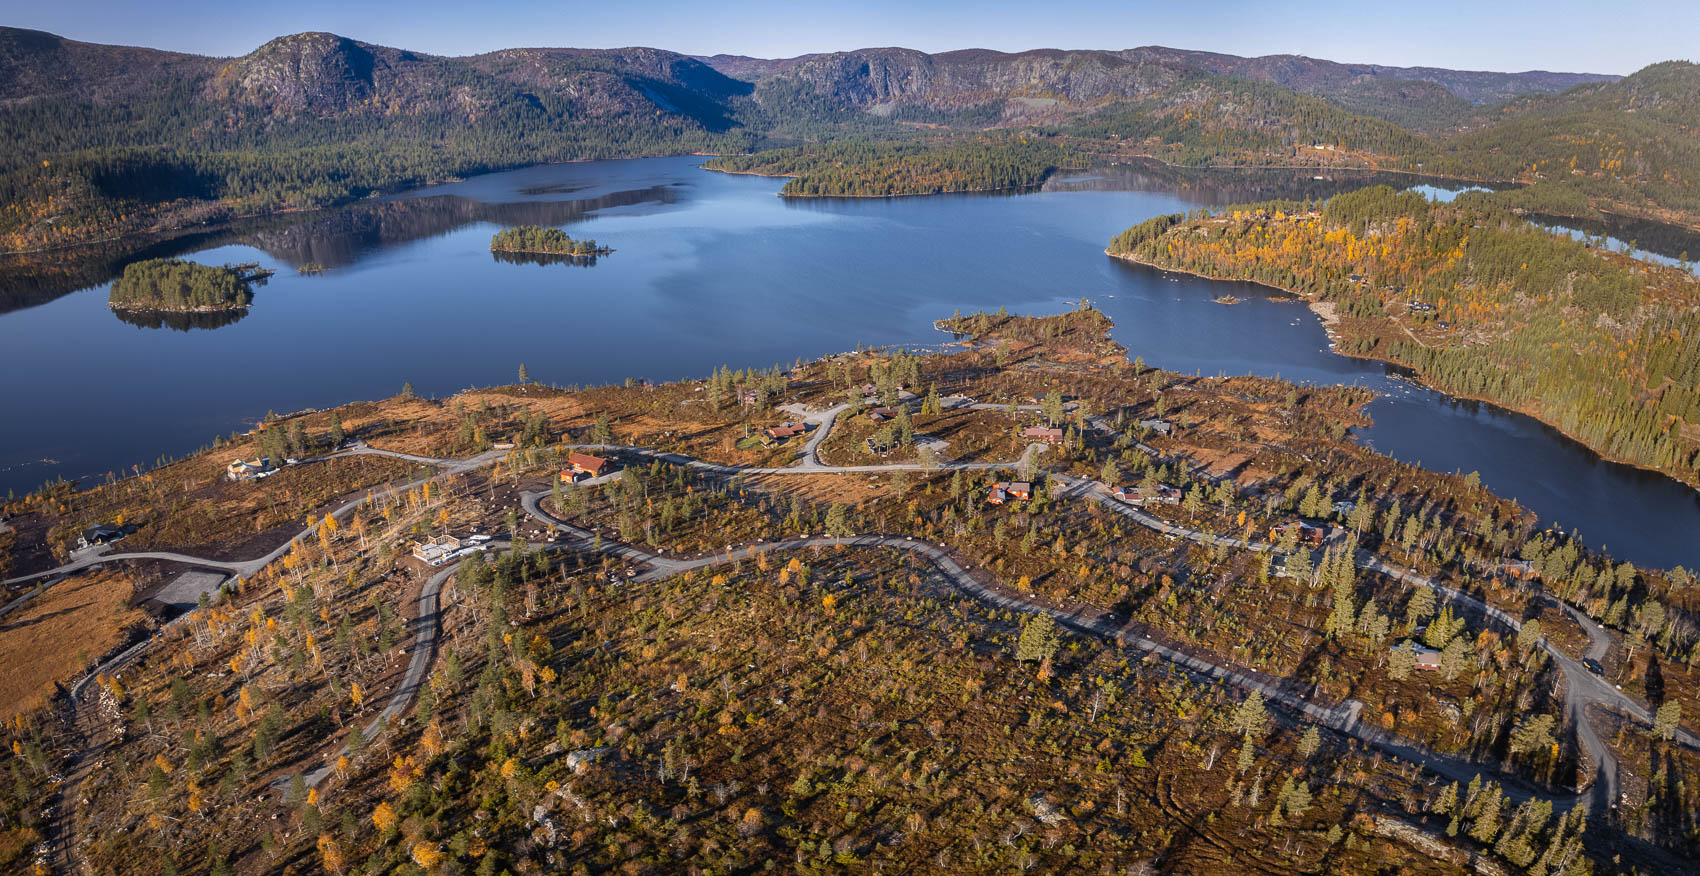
[{"left": 2, "top": 156, "right": 1697, "bottom": 569}]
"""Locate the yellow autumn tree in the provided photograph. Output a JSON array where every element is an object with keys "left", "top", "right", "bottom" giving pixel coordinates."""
[
  {"left": 318, "top": 834, "right": 346, "bottom": 874},
  {"left": 371, "top": 800, "right": 399, "bottom": 834},
  {"left": 411, "top": 842, "right": 444, "bottom": 868}
]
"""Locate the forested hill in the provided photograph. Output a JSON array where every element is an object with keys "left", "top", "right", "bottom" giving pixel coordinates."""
[
  {"left": 698, "top": 45, "right": 1617, "bottom": 132},
  {"left": 0, "top": 28, "right": 758, "bottom": 252},
  {"left": 0, "top": 27, "right": 1685, "bottom": 253},
  {"left": 1107, "top": 186, "right": 1700, "bottom": 487},
  {"left": 1428, "top": 61, "right": 1700, "bottom": 230}
]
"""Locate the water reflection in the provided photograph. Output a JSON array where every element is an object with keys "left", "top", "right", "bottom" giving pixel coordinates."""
[
  {"left": 490, "top": 251, "right": 604, "bottom": 268},
  {"left": 112, "top": 308, "right": 250, "bottom": 332},
  {"left": 0, "top": 183, "right": 680, "bottom": 315}
]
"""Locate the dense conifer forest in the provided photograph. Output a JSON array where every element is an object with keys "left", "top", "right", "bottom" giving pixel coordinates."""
[
  {"left": 705, "top": 139, "right": 1079, "bottom": 196},
  {"left": 488, "top": 226, "right": 607, "bottom": 255},
  {"left": 107, "top": 257, "right": 257, "bottom": 311}
]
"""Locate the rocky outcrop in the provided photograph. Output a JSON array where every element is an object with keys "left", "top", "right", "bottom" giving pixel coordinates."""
[{"left": 205, "top": 32, "right": 492, "bottom": 117}]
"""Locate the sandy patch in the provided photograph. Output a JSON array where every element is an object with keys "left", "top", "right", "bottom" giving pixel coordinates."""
[{"left": 0, "top": 569, "right": 143, "bottom": 719}]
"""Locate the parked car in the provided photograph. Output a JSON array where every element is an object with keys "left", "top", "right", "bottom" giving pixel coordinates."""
[{"left": 1582, "top": 658, "right": 1605, "bottom": 676}]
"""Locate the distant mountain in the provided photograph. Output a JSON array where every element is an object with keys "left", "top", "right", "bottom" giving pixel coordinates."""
[
  {"left": 0, "top": 27, "right": 756, "bottom": 251},
  {"left": 0, "top": 28, "right": 750, "bottom": 126},
  {"left": 697, "top": 45, "right": 1618, "bottom": 132},
  {"left": 0, "top": 27, "right": 1686, "bottom": 253},
  {"left": 1118, "top": 46, "right": 1616, "bottom": 104}
]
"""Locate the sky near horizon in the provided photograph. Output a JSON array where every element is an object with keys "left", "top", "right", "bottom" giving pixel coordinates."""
[{"left": 2, "top": 0, "right": 1693, "bottom": 74}]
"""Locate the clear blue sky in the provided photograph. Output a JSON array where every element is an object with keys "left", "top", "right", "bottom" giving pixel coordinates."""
[{"left": 5, "top": 0, "right": 1693, "bottom": 74}]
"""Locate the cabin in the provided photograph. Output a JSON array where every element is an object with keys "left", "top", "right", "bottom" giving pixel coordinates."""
[
  {"left": 986, "top": 481, "right": 1033, "bottom": 505},
  {"left": 225, "top": 458, "right": 275, "bottom": 482},
  {"left": 78, "top": 524, "right": 128, "bottom": 550},
  {"left": 1112, "top": 485, "right": 1144, "bottom": 505},
  {"left": 1407, "top": 299, "right": 1437, "bottom": 314},
  {"left": 1271, "top": 520, "right": 1330, "bottom": 546},
  {"left": 412, "top": 535, "right": 463, "bottom": 566},
  {"left": 761, "top": 422, "right": 808, "bottom": 446},
  {"left": 865, "top": 436, "right": 894, "bottom": 455},
  {"left": 1022, "top": 426, "right": 1065, "bottom": 444},
  {"left": 1394, "top": 642, "right": 1444, "bottom": 672},
  {"left": 1333, "top": 500, "right": 1357, "bottom": 515},
  {"left": 1138, "top": 418, "right": 1173, "bottom": 436},
  {"left": 740, "top": 389, "right": 760, "bottom": 406},
  {"left": 570, "top": 452, "right": 610, "bottom": 476},
  {"left": 1151, "top": 485, "right": 1183, "bottom": 505},
  {"left": 561, "top": 452, "right": 611, "bottom": 482},
  {"left": 867, "top": 407, "right": 900, "bottom": 422},
  {"left": 1497, "top": 560, "right": 1539, "bottom": 580}
]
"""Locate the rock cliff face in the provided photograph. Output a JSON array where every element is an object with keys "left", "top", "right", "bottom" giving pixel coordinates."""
[{"left": 210, "top": 32, "right": 421, "bottom": 115}]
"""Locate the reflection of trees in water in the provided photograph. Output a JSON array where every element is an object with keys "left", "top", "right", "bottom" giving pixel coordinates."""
[
  {"left": 0, "top": 211, "right": 307, "bottom": 315},
  {"left": 1038, "top": 159, "right": 1490, "bottom": 207},
  {"left": 0, "top": 183, "right": 676, "bottom": 315},
  {"left": 490, "top": 251, "right": 601, "bottom": 268},
  {"left": 1530, "top": 212, "right": 1700, "bottom": 265},
  {"left": 243, "top": 185, "right": 675, "bottom": 270},
  {"left": 112, "top": 307, "right": 249, "bottom": 332}
]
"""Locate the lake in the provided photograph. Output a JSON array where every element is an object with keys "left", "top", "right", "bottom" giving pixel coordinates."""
[{"left": 2, "top": 156, "right": 1697, "bottom": 569}]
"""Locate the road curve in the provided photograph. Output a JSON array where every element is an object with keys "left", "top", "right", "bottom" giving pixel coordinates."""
[{"left": 518, "top": 494, "right": 1570, "bottom": 805}]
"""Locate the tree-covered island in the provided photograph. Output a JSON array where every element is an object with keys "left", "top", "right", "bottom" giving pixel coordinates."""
[
  {"left": 106, "top": 257, "right": 270, "bottom": 312},
  {"left": 488, "top": 226, "right": 610, "bottom": 257}
]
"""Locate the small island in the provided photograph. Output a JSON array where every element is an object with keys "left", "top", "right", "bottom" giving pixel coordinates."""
[
  {"left": 489, "top": 226, "right": 611, "bottom": 257},
  {"left": 108, "top": 258, "right": 271, "bottom": 312}
]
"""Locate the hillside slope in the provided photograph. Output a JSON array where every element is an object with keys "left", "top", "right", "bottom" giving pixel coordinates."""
[
  {"left": 1432, "top": 61, "right": 1700, "bottom": 229},
  {"left": 0, "top": 28, "right": 757, "bottom": 250}
]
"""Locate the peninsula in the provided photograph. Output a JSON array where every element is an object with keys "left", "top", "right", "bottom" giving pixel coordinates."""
[
  {"left": 1, "top": 305, "right": 1695, "bottom": 874},
  {"left": 1108, "top": 186, "right": 1700, "bottom": 489}
]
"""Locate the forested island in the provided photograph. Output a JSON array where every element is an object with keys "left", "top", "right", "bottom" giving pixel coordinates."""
[
  {"left": 705, "top": 139, "right": 1080, "bottom": 197},
  {"left": 488, "top": 226, "right": 609, "bottom": 256},
  {"left": 1108, "top": 185, "right": 1700, "bottom": 487},
  {"left": 107, "top": 257, "right": 267, "bottom": 312}
]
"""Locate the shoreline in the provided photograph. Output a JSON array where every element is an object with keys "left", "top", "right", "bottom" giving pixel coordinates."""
[
  {"left": 489, "top": 247, "right": 614, "bottom": 256},
  {"left": 1105, "top": 248, "right": 1700, "bottom": 494},
  {"left": 108, "top": 302, "right": 249, "bottom": 314},
  {"left": 700, "top": 163, "right": 1058, "bottom": 200}
]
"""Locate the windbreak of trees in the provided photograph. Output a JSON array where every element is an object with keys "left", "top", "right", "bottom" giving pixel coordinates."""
[
  {"left": 1110, "top": 184, "right": 1700, "bottom": 487},
  {"left": 706, "top": 138, "right": 1080, "bottom": 197},
  {"left": 489, "top": 226, "right": 605, "bottom": 255},
  {"left": 108, "top": 258, "right": 253, "bottom": 311}
]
